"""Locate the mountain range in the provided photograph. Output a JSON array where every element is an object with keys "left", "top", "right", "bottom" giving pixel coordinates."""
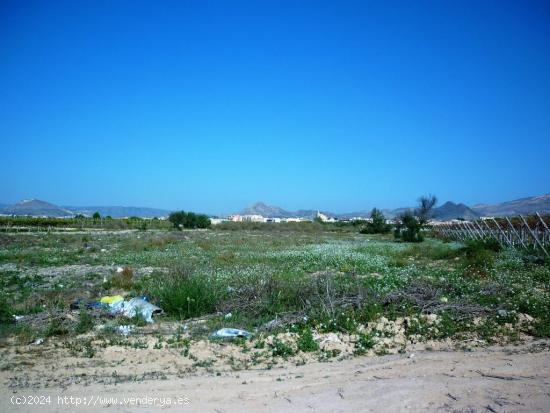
[
  {"left": 0, "top": 199, "right": 170, "bottom": 218},
  {"left": 65, "top": 205, "right": 171, "bottom": 218},
  {"left": 1, "top": 193, "right": 548, "bottom": 219},
  {"left": 239, "top": 194, "right": 549, "bottom": 220},
  {"left": 471, "top": 194, "right": 550, "bottom": 217}
]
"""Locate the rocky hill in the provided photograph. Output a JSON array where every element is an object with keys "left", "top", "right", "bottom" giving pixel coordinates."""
[
  {"left": 472, "top": 194, "right": 550, "bottom": 216},
  {"left": 1, "top": 199, "right": 74, "bottom": 217}
]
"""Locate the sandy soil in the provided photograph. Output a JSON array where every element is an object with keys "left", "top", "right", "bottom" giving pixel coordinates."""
[{"left": 1, "top": 341, "right": 549, "bottom": 412}]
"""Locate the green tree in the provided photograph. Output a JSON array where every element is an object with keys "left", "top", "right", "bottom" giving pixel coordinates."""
[
  {"left": 92, "top": 212, "right": 101, "bottom": 220},
  {"left": 196, "top": 214, "right": 211, "bottom": 229},
  {"left": 360, "top": 208, "right": 391, "bottom": 234},
  {"left": 395, "top": 195, "right": 437, "bottom": 242},
  {"left": 168, "top": 211, "right": 186, "bottom": 229},
  {"left": 169, "top": 211, "right": 211, "bottom": 229}
]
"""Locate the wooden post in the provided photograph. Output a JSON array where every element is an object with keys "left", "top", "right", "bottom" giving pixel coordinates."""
[
  {"left": 492, "top": 218, "right": 513, "bottom": 247},
  {"left": 473, "top": 220, "right": 486, "bottom": 238},
  {"left": 537, "top": 212, "right": 550, "bottom": 247},
  {"left": 520, "top": 215, "right": 549, "bottom": 257},
  {"left": 505, "top": 217, "right": 527, "bottom": 249},
  {"left": 461, "top": 221, "right": 476, "bottom": 240},
  {"left": 467, "top": 221, "right": 482, "bottom": 239},
  {"left": 481, "top": 219, "right": 499, "bottom": 243}
]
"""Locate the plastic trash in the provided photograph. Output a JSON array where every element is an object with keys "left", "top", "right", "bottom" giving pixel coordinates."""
[
  {"left": 211, "top": 328, "right": 251, "bottom": 339},
  {"left": 70, "top": 299, "right": 108, "bottom": 310},
  {"left": 224, "top": 312, "right": 232, "bottom": 319},
  {"left": 109, "top": 297, "right": 163, "bottom": 323},
  {"left": 100, "top": 295, "right": 124, "bottom": 305},
  {"left": 34, "top": 338, "right": 44, "bottom": 345}
]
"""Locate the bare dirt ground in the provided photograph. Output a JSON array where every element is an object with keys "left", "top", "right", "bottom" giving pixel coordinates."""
[{"left": 2, "top": 341, "right": 549, "bottom": 412}]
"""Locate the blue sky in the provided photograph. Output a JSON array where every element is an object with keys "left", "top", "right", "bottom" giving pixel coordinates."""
[{"left": 1, "top": 0, "right": 549, "bottom": 214}]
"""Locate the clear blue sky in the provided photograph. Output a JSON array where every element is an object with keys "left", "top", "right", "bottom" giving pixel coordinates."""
[{"left": 1, "top": 0, "right": 549, "bottom": 214}]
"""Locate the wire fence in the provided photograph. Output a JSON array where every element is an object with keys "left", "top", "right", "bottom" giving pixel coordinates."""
[{"left": 432, "top": 212, "right": 550, "bottom": 257}]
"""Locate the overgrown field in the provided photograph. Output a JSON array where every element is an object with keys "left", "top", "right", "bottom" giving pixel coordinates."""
[{"left": 0, "top": 226, "right": 549, "bottom": 367}]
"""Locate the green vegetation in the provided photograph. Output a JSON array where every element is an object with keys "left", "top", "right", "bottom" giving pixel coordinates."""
[
  {"left": 395, "top": 195, "right": 437, "bottom": 242},
  {"left": 297, "top": 327, "right": 319, "bottom": 352},
  {"left": 0, "top": 215, "right": 171, "bottom": 231},
  {"left": 360, "top": 208, "right": 391, "bottom": 234},
  {"left": 0, "top": 222, "right": 548, "bottom": 361},
  {"left": 168, "top": 211, "right": 211, "bottom": 229}
]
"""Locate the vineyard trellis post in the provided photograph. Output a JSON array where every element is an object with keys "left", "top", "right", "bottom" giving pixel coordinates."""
[
  {"left": 436, "top": 213, "right": 549, "bottom": 256},
  {"left": 519, "top": 215, "right": 549, "bottom": 257}
]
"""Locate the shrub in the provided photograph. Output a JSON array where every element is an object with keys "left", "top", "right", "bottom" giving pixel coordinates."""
[
  {"left": 0, "top": 295, "right": 14, "bottom": 325},
  {"left": 360, "top": 208, "right": 391, "bottom": 234},
  {"left": 169, "top": 211, "right": 211, "bottom": 229},
  {"left": 110, "top": 267, "right": 134, "bottom": 290},
  {"left": 270, "top": 338, "right": 295, "bottom": 358},
  {"left": 355, "top": 332, "right": 375, "bottom": 355},
  {"left": 45, "top": 317, "right": 69, "bottom": 337},
  {"left": 394, "top": 195, "right": 437, "bottom": 243},
  {"left": 146, "top": 268, "right": 222, "bottom": 319},
  {"left": 532, "top": 315, "right": 550, "bottom": 338},
  {"left": 297, "top": 328, "right": 319, "bottom": 352},
  {"left": 461, "top": 239, "right": 501, "bottom": 275},
  {"left": 74, "top": 308, "right": 94, "bottom": 334}
]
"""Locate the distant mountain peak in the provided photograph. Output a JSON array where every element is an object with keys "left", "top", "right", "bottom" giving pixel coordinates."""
[
  {"left": 2, "top": 199, "right": 74, "bottom": 217},
  {"left": 433, "top": 201, "right": 479, "bottom": 220},
  {"left": 240, "top": 202, "right": 291, "bottom": 217}
]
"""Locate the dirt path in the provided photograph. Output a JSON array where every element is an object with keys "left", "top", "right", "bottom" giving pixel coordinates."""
[{"left": 2, "top": 342, "right": 549, "bottom": 412}]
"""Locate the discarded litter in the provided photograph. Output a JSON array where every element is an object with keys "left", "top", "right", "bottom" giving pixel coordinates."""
[
  {"left": 13, "top": 315, "right": 24, "bottom": 321},
  {"left": 100, "top": 295, "right": 124, "bottom": 305},
  {"left": 224, "top": 312, "right": 232, "bottom": 319},
  {"left": 109, "top": 297, "right": 163, "bottom": 323},
  {"left": 117, "top": 325, "right": 133, "bottom": 336},
  {"left": 70, "top": 299, "right": 109, "bottom": 310},
  {"left": 211, "top": 328, "right": 251, "bottom": 339},
  {"left": 34, "top": 338, "right": 44, "bottom": 345}
]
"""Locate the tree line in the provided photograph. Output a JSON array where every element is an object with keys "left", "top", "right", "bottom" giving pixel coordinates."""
[{"left": 168, "top": 211, "right": 211, "bottom": 229}]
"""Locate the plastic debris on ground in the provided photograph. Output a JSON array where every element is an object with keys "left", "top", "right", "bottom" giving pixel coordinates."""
[
  {"left": 100, "top": 295, "right": 124, "bottom": 305},
  {"left": 109, "top": 297, "right": 163, "bottom": 323},
  {"left": 210, "top": 328, "right": 252, "bottom": 339},
  {"left": 34, "top": 338, "right": 44, "bottom": 345},
  {"left": 69, "top": 299, "right": 109, "bottom": 311}
]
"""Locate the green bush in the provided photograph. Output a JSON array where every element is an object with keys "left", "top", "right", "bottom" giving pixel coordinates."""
[
  {"left": 169, "top": 211, "right": 211, "bottom": 229},
  {"left": 297, "top": 328, "right": 319, "bottom": 352},
  {"left": 532, "top": 316, "right": 550, "bottom": 338},
  {"left": 74, "top": 308, "right": 94, "bottom": 334},
  {"left": 0, "top": 295, "right": 14, "bottom": 325},
  {"left": 360, "top": 208, "right": 391, "bottom": 234},
  {"left": 355, "top": 332, "right": 375, "bottom": 355},
  {"left": 270, "top": 338, "right": 295, "bottom": 358},
  {"left": 394, "top": 195, "right": 437, "bottom": 243},
  {"left": 145, "top": 270, "right": 222, "bottom": 319},
  {"left": 461, "top": 239, "right": 501, "bottom": 275}
]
